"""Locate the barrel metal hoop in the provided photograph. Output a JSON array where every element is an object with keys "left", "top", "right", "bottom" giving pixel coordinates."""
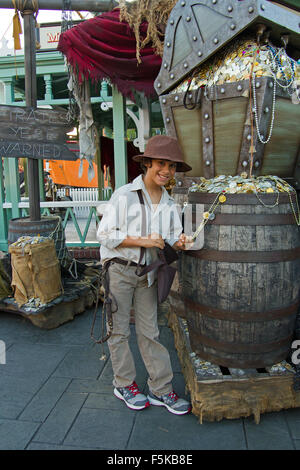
[
  {"left": 189, "top": 330, "right": 294, "bottom": 353},
  {"left": 184, "top": 247, "right": 300, "bottom": 262},
  {"left": 188, "top": 192, "right": 292, "bottom": 205},
  {"left": 193, "top": 213, "right": 296, "bottom": 226},
  {"left": 184, "top": 297, "right": 300, "bottom": 321}
]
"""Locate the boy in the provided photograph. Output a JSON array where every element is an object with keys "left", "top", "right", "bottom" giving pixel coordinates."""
[{"left": 97, "top": 135, "right": 193, "bottom": 415}]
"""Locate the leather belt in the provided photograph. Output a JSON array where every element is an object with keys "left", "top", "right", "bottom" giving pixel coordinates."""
[{"left": 112, "top": 257, "right": 146, "bottom": 268}]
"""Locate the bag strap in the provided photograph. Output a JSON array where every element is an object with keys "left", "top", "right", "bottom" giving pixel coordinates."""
[
  {"left": 136, "top": 189, "right": 146, "bottom": 272},
  {"left": 136, "top": 189, "right": 166, "bottom": 277}
]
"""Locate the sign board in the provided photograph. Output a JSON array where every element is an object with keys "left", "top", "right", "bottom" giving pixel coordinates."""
[
  {"left": 0, "top": 105, "right": 78, "bottom": 160},
  {"left": 38, "top": 21, "right": 82, "bottom": 51}
]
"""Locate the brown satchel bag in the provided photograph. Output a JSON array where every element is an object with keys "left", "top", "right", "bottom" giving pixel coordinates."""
[{"left": 136, "top": 190, "right": 178, "bottom": 303}]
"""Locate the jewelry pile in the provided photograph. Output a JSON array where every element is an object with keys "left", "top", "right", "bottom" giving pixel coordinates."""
[
  {"left": 189, "top": 174, "right": 295, "bottom": 194},
  {"left": 10, "top": 235, "right": 49, "bottom": 248},
  {"left": 189, "top": 174, "right": 300, "bottom": 240},
  {"left": 172, "top": 36, "right": 300, "bottom": 102}
]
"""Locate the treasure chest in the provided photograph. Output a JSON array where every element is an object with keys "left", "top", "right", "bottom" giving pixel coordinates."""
[{"left": 154, "top": 0, "right": 300, "bottom": 188}]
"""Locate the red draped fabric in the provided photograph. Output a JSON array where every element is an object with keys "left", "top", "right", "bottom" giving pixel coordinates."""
[{"left": 58, "top": 8, "right": 162, "bottom": 101}]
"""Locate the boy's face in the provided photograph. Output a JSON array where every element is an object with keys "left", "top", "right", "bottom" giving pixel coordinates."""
[{"left": 144, "top": 159, "right": 176, "bottom": 187}]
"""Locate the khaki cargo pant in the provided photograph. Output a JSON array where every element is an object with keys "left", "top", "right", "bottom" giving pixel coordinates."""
[{"left": 107, "top": 261, "right": 173, "bottom": 396}]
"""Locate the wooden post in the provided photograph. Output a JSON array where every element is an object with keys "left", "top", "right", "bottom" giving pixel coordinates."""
[
  {"left": 38, "top": 160, "right": 45, "bottom": 201},
  {"left": 24, "top": 11, "right": 40, "bottom": 221},
  {"left": 95, "top": 127, "right": 104, "bottom": 201},
  {"left": 0, "top": 158, "right": 8, "bottom": 251},
  {"left": 3, "top": 158, "right": 20, "bottom": 219},
  {"left": 0, "top": 0, "right": 117, "bottom": 11},
  {"left": 112, "top": 86, "right": 128, "bottom": 188}
]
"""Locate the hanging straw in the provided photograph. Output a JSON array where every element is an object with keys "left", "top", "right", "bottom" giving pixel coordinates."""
[{"left": 119, "top": 0, "right": 176, "bottom": 63}]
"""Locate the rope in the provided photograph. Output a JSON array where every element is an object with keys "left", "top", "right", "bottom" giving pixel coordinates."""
[
  {"left": 12, "top": 0, "right": 39, "bottom": 53},
  {"left": 12, "top": 0, "right": 39, "bottom": 13}
]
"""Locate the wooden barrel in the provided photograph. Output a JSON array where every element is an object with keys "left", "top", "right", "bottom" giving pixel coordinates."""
[
  {"left": 8, "top": 216, "right": 72, "bottom": 271},
  {"left": 178, "top": 191, "right": 300, "bottom": 368},
  {"left": 172, "top": 177, "right": 201, "bottom": 206},
  {"left": 8, "top": 216, "right": 61, "bottom": 245}
]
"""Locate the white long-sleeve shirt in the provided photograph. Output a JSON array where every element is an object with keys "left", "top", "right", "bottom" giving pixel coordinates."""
[{"left": 97, "top": 174, "right": 183, "bottom": 287}]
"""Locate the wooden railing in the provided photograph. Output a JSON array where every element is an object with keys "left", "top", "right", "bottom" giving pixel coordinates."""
[{"left": 1, "top": 200, "right": 108, "bottom": 249}]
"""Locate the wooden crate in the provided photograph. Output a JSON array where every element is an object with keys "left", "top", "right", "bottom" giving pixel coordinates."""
[{"left": 168, "top": 310, "right": 300, "bottom": 423}]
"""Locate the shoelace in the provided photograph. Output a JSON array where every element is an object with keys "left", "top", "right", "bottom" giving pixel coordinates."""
[
  {"left": 127, "top": 382, "right": 139, "bottom": 396},
  {"left": 168, "top": 391, "right": 178, "bottom": 402}
]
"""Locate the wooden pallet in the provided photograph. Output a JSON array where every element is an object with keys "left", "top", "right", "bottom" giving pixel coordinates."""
[
  {"left": 168, "top": 310, "right": 300, "bottom": 424},
  {"left": 0, "top": 277, "right": 97, "bottom": 329}
]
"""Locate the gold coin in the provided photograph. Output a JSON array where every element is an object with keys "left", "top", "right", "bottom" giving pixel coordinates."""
[{"left": 219, "top": 195, "right": 227, "bottom": 203}]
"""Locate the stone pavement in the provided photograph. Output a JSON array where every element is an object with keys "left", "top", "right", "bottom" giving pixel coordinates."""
[{"left": 0, "top": 307, "right": 300, "bottom": 451}]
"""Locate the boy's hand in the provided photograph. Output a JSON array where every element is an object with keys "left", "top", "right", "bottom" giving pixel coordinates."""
[
  {"left": 140, "top": 233, "right": 165, "bottom": 250},
  {"left": 174, "top": 234, "right": 194, "bottom": 251}
]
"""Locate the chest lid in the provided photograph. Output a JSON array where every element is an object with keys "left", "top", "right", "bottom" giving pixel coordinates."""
[{"left": 154, "top": 0, "right": 300, "bottom": 96}]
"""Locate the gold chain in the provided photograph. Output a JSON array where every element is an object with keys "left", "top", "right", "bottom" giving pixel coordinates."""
[
  {"left": 192, "top": 192, "right": 226, "bottom": 241},
  {"left": 287, "top": 190, "right": 300, "bottom": 226},
  {"left": 253, "top": 187, "right": 280, "bottom": 208},
  {"left": 191, "top": 180, "right": 300, "bottom": 242}
]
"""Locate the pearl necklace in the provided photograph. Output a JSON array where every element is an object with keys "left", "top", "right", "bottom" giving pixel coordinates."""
[
  {"left": 252, "top": 72, "right": 277, "bottom": 145},
  {"left": 267, "top": 46, "right": 296, "bottom": 91}
]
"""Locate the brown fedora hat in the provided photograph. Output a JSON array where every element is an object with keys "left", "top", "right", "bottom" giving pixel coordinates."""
[{"left": 132, "top": 135, "right": 192, "bottom": 173}]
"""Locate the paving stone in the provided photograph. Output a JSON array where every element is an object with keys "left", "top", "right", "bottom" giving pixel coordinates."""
[
  {"left": 244, "top": 412, "right": 295, "bottom": 450},
  {"left": 67, "top": 378, "right": 113, "bottom": 394},
  {"left": 0, "top": 313, "right": 44, "bottom": 344},
  {"left": 84, "top": 392, "right": 136, "bottom": 412},
  {"left": 32, "top": 392, "right": 88, "bottom": 444},
  {"left": 159, "top": 325, "right": 174, "bottom": 344},
  {"left": 294, "top": 440, "right": 300, "bottom": 450},
  {"left": 52, "top": 345, "right": 106, "bottom": 379},
  {"left": 19, "top": 377, "right": 71, "bottom": 422},
  {"left": 284, "top": 408, "right": 300, "bottom": 440},
  {"left": 27, "top": 442, "right": 97, "bottom": 450},
  {"left": 0, "top": 375, "right": 45, "bottom": 419},
  {"left": 0, "top": 342, "right": 70, "bottom": 379},
  {"left": 0, "top": 419, "right": 40, "bottom": 450},
  {"left": 127, "top": 406, "right": 246, "bottom": 450},
  {"left": 159, "top": 328, "right": 183, "bottom": 374},
  {"left": 171, "top": 373, "right": 191, "bottom": 401},
  {"left": 35, "top": 309, "right": 98, "bottom": 346},
  {"left": 63, "top": 408, "right": 135, "bottom": 449}
]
